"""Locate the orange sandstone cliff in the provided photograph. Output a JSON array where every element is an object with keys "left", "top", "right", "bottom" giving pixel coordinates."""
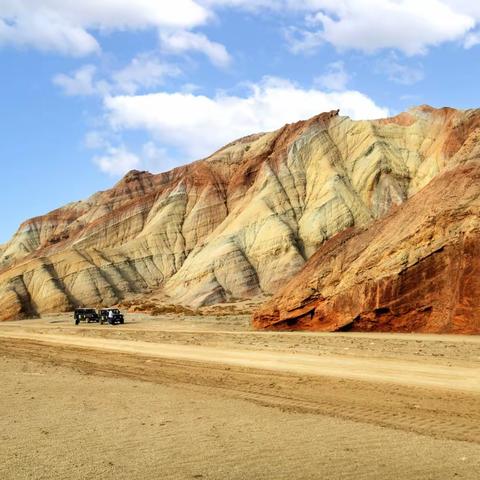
[{"left": 253, "top": 162, "right": 480, "bottom": 334}]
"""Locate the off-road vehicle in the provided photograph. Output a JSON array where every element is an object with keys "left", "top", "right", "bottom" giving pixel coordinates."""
[
  {"left": 98, "top": 308, "right": 125, "bottom": 325},
  {"left": 73, "top": 308, "right": 99, "bottom": 325}
]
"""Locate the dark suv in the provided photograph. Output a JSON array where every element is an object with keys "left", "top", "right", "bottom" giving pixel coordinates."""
[
  {"left": 98, "top": 308, "right": 125, "bottom": 325},
  {"left": 73, "top": 308, "right": 99, "bottom": 325}
]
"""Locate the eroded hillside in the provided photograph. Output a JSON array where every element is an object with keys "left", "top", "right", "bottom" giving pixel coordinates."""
[
  {"left": 1, "top": 105, "right": 480, "bottom": 323},
  {"left": 253, "top": 162, "right": 480, "bottom": 334}
]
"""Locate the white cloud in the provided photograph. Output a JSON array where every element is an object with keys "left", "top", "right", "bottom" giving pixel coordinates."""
[
  {"left": 93, "top": 144, "right": 140, "bottom": 175},
  {"left": 84, "top": 131, "right": 111, "bottom": 149},
  {"left": 160, "top": 30, "right": 231, "bottom": 67},
  {"left": 285, "top": 27, "right": 323, "bottom": 55},
  {"left": 282, "top": 0, "right": 477, "bottom": 55},
  {"left": 464, "top": 30, "right": 480, "bottom": 49},
  {"left": 54, "top": 54, "right": 180, "bottom": 96},
  {"left": 442, "top": 1, "right": 480, "bottom": 19},
  {"left": 87, "top": 135, "right": 178, "bottom": 175},
  {"left": 314, "top": 61, "right": 350, "bottom": 91},
  {"left": 112, "top": 53, "right": 181, "bottom": 95},
  {"left": 376, "top": 54, "right": 424, "bottom": 85},
  {"left": 0, "top": 0, "right": 209, "bottom": 56},
  {"left": 209, "top": 0, "right": 480, "bottom": 55},
  {"left": 2, "top": 1, "right": 480, "bottom": 58},
  {"left": 200, "top": 0, "right": 286, "bottom": 12},
  {"left": 104, "top": 77, "right": 388, "bottom": 160},
  {"left": 53, "top": 65, "right": 99, "bottom": 96},
  {"left": 0, "top": 8, "right": 100, "bottom": 56},
  {"left": 2, "top": 1, "right": 479, "bottom": 58}
]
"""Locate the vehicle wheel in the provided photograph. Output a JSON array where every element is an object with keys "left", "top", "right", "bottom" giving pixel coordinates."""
[
  {"left": 120, "top": 319, "right": 124, "bottom": 324},
  {"left": 75, "top": 319, "right": 80, "bottom": 325}
]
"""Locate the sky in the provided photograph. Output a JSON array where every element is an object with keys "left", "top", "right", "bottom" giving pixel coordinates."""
[{"left": 1, "top": 0, "right": 480, "bottom": 243}]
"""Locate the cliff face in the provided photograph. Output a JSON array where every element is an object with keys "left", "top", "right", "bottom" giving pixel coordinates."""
[
  {"left": 1, "top": 106, "right": 480, "bottom": 324},
  {"left": 253, "top": 163, "right": 480, "bottom": 334}
]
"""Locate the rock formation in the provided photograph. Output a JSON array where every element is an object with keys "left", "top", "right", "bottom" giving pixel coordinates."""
[
  {"left": 253, "top": 163, "right": 480, "bottom": 334},
  {"left": 1, "top": 105, "right": 480, "bottom": 332}
]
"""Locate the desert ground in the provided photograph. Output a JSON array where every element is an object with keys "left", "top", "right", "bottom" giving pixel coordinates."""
[{"left": 0, "top": 313, "right": 479, "bottom": 480}]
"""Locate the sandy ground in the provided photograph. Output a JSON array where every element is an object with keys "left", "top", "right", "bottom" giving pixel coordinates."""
[{"left": 0, "top": 314, "right": 479, "bottom": 479}]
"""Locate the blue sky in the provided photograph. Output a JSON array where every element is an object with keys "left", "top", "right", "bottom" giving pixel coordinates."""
[{"left": 1, "top": 0, "right": 480, "bottom": 243}]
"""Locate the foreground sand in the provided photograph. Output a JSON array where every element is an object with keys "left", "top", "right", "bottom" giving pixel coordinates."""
[{"left": 0, "top": 314, "right": 479, "bottom": 479}]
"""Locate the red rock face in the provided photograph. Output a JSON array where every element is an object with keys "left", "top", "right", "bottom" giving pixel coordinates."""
[{"left": 253, "top": 163, "right": 480, "bottom": 334}]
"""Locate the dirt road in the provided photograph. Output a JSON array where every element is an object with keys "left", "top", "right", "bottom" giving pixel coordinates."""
[
  {"left": 1, "top": 330, "right": 479, "bottom": 392},
  {"left": 0, "top": 315, "right": 479, "bottom": 479}
]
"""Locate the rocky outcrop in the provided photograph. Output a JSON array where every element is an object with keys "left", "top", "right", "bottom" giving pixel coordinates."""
[
  {"left": 253, "top": 163, "right": 480, "bottom": 334},
  {"left": 1, "top": 106, "right": 480, "bottom": 323}
]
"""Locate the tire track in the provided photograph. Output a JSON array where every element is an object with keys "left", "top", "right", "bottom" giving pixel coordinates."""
[{"left": 1, "top": 336, "right": 479, "bottom": 444}]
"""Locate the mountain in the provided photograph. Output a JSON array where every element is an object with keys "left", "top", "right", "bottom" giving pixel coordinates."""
[{"left": 1, "top": 106, "right": 480, "bottom": 329}]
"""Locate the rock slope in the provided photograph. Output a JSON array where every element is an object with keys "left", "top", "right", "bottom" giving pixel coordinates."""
[
  {"left": 1, "top": 106, "right": 480, "bottom": 325},
  {"left": 253, "top": 162, "right": 480, "bottom": 334}
]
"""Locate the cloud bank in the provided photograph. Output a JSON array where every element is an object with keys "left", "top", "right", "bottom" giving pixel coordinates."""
[
  {"left": 104, "top": 77, "right": 389, "bottom": 161},
  {"left": 2, "top": 1, "right": 480, "bottom": 57}
]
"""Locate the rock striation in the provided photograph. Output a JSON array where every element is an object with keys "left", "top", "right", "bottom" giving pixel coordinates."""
[
  {"left": 1, "top": 106, "right": 480, "bottom": 331},
  {"left": 253, "top": 163, "right": 480, "bottom": 334}
]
